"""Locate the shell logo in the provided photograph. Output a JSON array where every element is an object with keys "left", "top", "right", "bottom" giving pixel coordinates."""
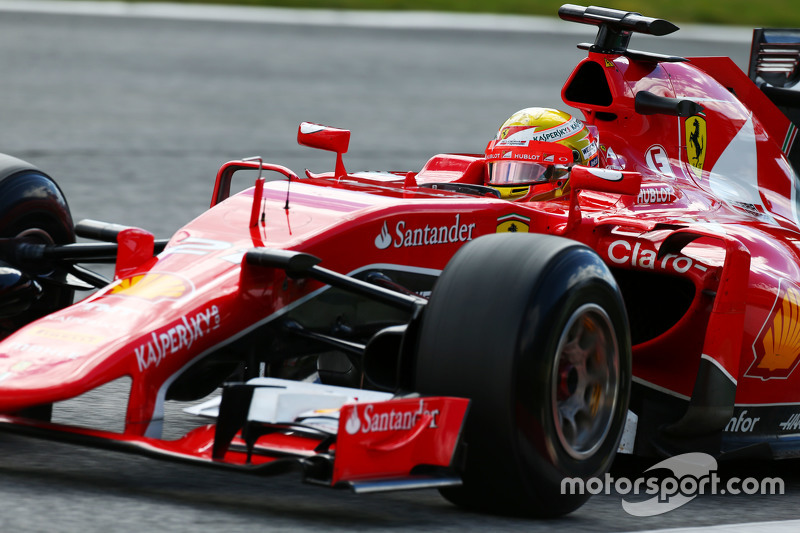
[
  {"left": 109, "top": 273, "right": 192, "bottom": 302},
  {"left": 746, "top": 281, "right": 800, "bottom": 380}
]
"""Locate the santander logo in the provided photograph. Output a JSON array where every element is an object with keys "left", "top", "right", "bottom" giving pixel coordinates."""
[
  {"left": 374, "top": 216, "right": 476, "bottom": 250},
  {"left": 345, "top": 406, "right": 361, "bottom": 434},
  {"left": 374, "top": 221, "right": 392, "bottom": 250},
  {"left": 345, "top": 399, "right": 440, "bottom": 435}
]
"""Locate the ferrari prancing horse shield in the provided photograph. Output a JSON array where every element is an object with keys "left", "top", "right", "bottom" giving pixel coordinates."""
[{"left": 685, "top": 114, "right": 707, "bottom": 178}]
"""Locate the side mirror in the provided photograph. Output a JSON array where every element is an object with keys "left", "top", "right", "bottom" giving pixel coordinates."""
[
  {"left": 297, "top": 122, "right": 350, "bottom": 153},
  {"left": 569, "top": 165, "right": 642, "bottom": 196},
  {"left": 297, "top": 122, "right": 350, "bottom": 178},
  {"left": 560, "top": 166, "right": 642, "bottom": 235}
]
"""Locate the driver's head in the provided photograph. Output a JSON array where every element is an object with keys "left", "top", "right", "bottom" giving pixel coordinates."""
[{"left": 485, "top": 107, "right": 600, "bottom": 200}]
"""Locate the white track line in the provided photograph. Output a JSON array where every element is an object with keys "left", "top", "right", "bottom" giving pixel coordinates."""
[
  {"left": 626, "top": 519, "right": 800, "bottom": 533},
  {"left": 0, "top": 0, "right": 752, "bottom": 42}
]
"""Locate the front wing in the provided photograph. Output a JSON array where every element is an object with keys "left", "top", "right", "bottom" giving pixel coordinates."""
[{"left": 0, "top": 378, "right": 469, "bottom": 493}]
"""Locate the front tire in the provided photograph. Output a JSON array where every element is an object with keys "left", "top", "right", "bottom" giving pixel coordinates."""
[
  {"left": 0, "top": 154, "right": 75, "bottom": 335},
  {"left": 415, "top": 233, "right": 631, "bottom": 516}
]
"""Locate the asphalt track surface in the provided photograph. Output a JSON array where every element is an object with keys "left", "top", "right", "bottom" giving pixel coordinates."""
[{"left": 0, "top": 4, "right": 797, "bottom": 532}]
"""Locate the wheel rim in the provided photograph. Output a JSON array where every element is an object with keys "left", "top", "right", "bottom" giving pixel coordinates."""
[
  {"left": 16, "top": 228, "right": 55, "bottom": 243},
  {"left": 551, "top": 303, "right": 619, "bottom": 460},
  {"left": 16, "top": 228, "right": 56, "bottom": 276}
]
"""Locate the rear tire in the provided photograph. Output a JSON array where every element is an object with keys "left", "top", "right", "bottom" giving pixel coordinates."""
[{"left": 415, "top": 233, "right": 631, "bottom": 516}]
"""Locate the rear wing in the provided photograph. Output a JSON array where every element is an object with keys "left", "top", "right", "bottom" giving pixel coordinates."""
[
  {"left": 749, "top": 29, "right": 800, "bottom": 92},
  {"left": 748, "top": 29, "right": 800, "bottom": 170}
]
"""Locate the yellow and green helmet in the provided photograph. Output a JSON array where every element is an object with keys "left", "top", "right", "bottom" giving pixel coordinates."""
[{"left": 485, "top": 107, "right": 600, "bottom": 200}]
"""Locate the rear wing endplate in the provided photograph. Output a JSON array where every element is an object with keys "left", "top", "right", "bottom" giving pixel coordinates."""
[{"left": 749, "top": 28, "right": 800, "bottom": 172}]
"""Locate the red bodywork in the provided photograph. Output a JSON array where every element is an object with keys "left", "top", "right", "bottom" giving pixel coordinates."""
[{"left": 0, "top": 18, "right": 799, "bottom": 484}]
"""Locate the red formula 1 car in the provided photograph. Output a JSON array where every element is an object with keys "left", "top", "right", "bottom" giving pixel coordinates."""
[{"left": 0, "top": 3, "right": 799, "bottom": 517}]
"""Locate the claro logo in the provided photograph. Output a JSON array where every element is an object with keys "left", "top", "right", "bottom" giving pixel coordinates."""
[
  {"left": 605, "top": 240, "right": 708, "bottom": 275},
  {"left": 345, "top": 399, "right": 440, "bottom": 435},
  {"left": 374, "top": 215, "right": 476, "bottom": 250}
]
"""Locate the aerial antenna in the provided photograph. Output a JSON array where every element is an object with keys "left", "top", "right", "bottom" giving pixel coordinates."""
[
  {"left": 243, "top": 156, "right": 267, "bottom": 226},
  {"left": 284, "top": 170, "right": 291, "bottom": 211}
]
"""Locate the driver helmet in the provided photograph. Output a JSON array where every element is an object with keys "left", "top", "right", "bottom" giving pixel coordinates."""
[{"left": 485, "top": 107, "right": 600, "bottom": 200}]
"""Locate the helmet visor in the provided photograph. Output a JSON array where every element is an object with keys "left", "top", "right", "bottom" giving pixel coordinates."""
[{"left": 487, "top": 161, "right": 569, "bottom": 185}]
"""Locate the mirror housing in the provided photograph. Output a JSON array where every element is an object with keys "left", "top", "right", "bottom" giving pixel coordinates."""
[
  {"left": 297, "top": 122, "right": 350, "bottom": 178},
  {"left": 561, "top": 166, "right": 642, "bottom": 234},
  {"left": 569, "top": 165, "right": 642, "bottom": 196}
]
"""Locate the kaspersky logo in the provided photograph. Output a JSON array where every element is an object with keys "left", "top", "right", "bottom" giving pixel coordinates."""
[{"left": 746, "top": 279, "right": 800, "bottom": 380}]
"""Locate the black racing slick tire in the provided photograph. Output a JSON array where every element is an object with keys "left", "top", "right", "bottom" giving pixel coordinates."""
[
  {"left": 415, "top": 233, "right": 631, "bottom": 517},
  {"left": 0, "top": 154, "right": 75, "bottom": 335}
]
